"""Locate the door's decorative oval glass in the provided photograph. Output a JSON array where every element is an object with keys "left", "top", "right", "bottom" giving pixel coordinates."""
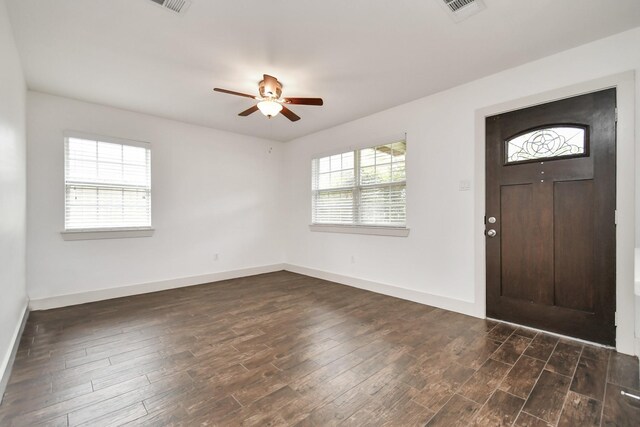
[{"left": 505, "top": 126, "right": 587, "bottom": 164}]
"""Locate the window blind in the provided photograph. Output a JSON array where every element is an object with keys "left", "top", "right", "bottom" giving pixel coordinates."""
[
  {"left": 312, "top": 141, "right": 406, "bottom": 227},
  {"left": 64, "top": 135, "right": 151, "bottom": 230}
]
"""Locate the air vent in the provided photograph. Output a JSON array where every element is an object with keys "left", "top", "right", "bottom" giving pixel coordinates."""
[
  {"left": 438, "top": 0, "right": 486, "bottom": 22},
  {"left": 148, "top": 0, "right": 191, "bottom": 15}
]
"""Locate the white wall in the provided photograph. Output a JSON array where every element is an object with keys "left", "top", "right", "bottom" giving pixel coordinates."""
[
  {"left": 284, "top": 27, "right": 640, "bottom": 351},
  {"left": 27, "top": 92, "right": 285, "bottom": 302},
  {"left": 0, "top": 0, "right": 28, "bottom": 389}
]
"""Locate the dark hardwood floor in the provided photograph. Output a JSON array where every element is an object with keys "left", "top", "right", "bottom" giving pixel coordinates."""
[{"left": 0, "top": 271, "right": 638, "bottom": 426}]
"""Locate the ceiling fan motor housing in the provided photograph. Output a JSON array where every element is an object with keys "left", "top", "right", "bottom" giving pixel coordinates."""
[{"left": 259, "top": 78, "right": 282, "bottom": 99}]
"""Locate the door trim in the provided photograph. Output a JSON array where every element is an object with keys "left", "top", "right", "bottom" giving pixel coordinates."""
[{"left": 473, "top": 71, "right": 636, "bottom": 355}]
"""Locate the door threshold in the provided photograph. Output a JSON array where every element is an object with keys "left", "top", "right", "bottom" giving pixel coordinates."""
[{"left": 486, "top": 317, "right": 616, "bottom": 350}]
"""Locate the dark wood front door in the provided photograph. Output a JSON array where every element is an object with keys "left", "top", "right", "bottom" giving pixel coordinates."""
[{"left": 485, "top": 89, "right": 616, "bottom": 345}]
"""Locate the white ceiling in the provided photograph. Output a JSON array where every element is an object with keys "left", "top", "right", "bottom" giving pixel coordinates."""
[{"left": 6, "top": 0, "right": 640, "bottom": 142}]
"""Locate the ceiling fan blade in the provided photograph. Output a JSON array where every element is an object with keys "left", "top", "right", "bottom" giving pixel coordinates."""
[
  {"left": 280, "top": 106, "right": 301, "bottom": 122},
  {"left": 213, "top": 88, "right": 256, "bottom": 99},
  {"left": 283, "top": 97, "right": 324, "bottom": 106},
  {"left": 238, "top": 105, "right": 259, "bottom": 116}
]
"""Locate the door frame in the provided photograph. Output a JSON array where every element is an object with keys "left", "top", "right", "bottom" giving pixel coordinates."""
[{"left": 473, "top": 71, "right": 636, "bottom": 355}]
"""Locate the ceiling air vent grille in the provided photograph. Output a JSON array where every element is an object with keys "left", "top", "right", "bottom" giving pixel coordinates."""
[
  {"left": 445, "top": 0, "right": 475, "bottom": 12},
  {"left": 438, "top": 0, "right": 486, "bottom": 22},
  {"left": 148, "top": 0, "right": 192, "bottom": 15}
]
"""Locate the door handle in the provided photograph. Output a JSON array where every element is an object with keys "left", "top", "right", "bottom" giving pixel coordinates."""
[{"left": 486, "top": 229, "right": 497, "bottom": 238}]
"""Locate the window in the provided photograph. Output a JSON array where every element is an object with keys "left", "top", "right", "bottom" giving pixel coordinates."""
[
  {"left": 505, "top": 126, "right": 587, "bottom": 164},
  {"left": 311, "top": 141, "right": 406, "bottom": 229},
  {"left": 64, "top": 133, "right": 151, "bottom": 232}
]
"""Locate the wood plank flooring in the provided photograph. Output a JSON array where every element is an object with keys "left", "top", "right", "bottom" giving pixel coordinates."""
[{"left": 1, "top": 271, "right": 638, "bottom": 426}]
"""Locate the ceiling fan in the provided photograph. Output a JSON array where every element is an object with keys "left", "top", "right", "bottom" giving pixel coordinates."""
[{"left": 214, "top": 74, "right": 323, "bottom": 122}]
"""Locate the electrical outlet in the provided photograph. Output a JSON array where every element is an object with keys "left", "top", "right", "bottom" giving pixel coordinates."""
[
  {"left": 459, "top": 180, "right": 471, "bottom": 191},
  {"left": 350, "top": 255, "right": 355, "bottom": 264},
  {"left": 214, "top": 253, "right": 219, "bottom": 261}
]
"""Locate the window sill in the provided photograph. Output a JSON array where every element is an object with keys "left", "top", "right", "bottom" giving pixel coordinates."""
[
  {"left": 61, "top": 228, "right": 155, "bottom": 241},
  {"left": 309, "top": 224, "right": 410, "bottom": 237}
]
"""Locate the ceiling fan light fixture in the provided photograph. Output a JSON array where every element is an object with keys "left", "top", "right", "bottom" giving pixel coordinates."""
[
  {"left": 257, "top": 100, "right": 283, "bottom": 118},
  {"left": 214, "top": 75, "right": 322, "bottom": 122}
]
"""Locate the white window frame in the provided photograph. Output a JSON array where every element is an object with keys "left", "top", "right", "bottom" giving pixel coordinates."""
[
  {"left": 61, "top": 131, "right": 154, "bottom": 241},
  {"left": 310, "top": 141, "right": 409, "bottom": 237}
]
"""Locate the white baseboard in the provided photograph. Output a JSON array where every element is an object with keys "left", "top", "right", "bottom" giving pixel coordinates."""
[
  {"left": 30, "top": 263, "right": 482, "bottom": 317},
  {"left": 29, "top": 263, "right": 287, "bottom": 311},
  {"left": 0, "top": 301, "right": 29, "bottom": 403},
  {"left": 284, "top": 264, "right": 482, "bottom": 318}
]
